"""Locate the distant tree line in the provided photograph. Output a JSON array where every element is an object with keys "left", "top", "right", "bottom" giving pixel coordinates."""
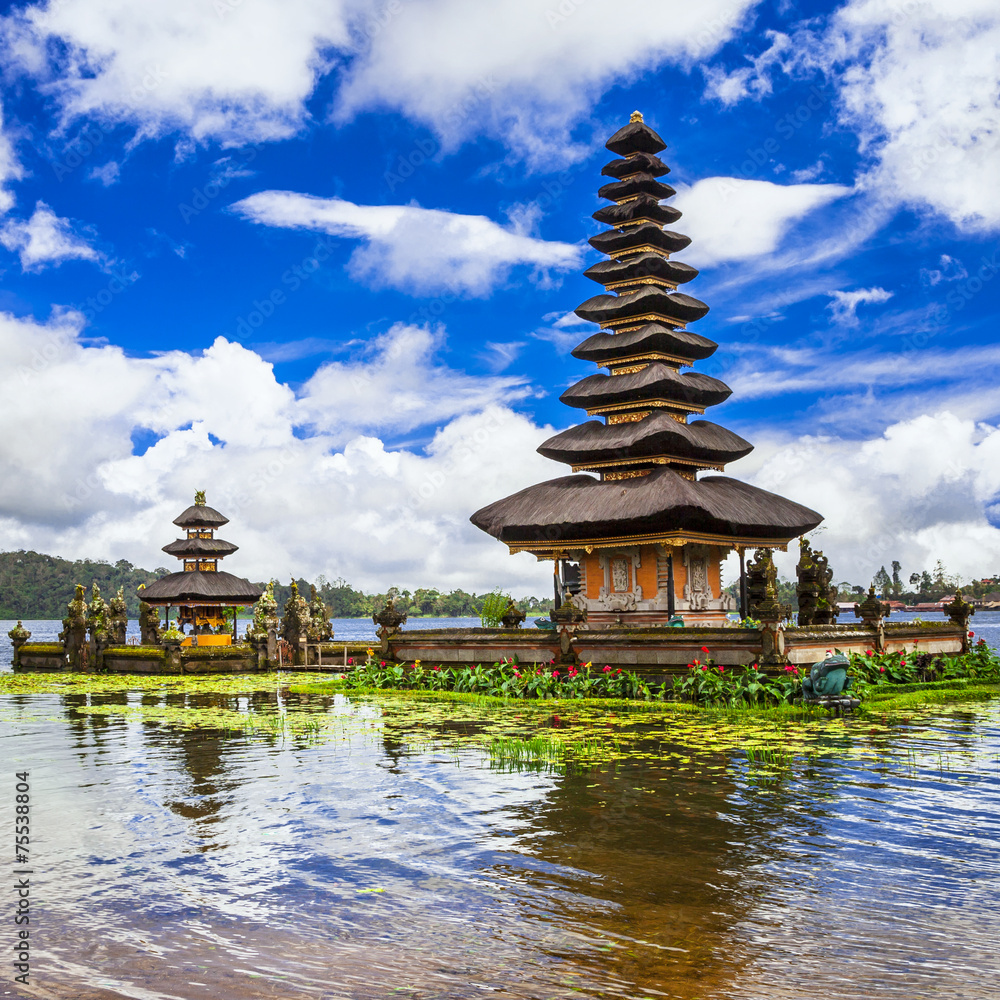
[
  {"left": 0, "top": 550, "right": 554, "bottom": 620},
  {"left": 271, "top": 578, "right": 552, "bottom": 620},
  {"left": 727, "top": 557, "right": 1000, "bottom": 611}
]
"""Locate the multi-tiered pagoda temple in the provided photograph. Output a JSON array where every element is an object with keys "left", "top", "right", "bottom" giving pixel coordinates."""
[
  {"left": 141, "top": 491, "right": 262, "bottom": 636},
  {"left": 472, "top": 112, "right": 823, "bottom": 625}
]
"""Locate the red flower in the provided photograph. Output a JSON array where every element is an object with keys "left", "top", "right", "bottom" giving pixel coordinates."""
[
  {"left": 701, "top": 646, "right": 710, "bottom": 654},
  {"left": 602, "top": 665, "right": 611, "bottom": 673},
  {"left": 701, "top": 665, "right": 707, "bottom": 672},
  {"left": 514, "top": 671, "right": 520, "bottom": 678},
  {"left": 380, "top": 661, "right": 386, "bottom": 667},
  {"left": 347, "top": 658, "right": 353, "bottom": 665},
  {"left": 433, "top": 666, "right": 440, "bottom": 672},
  {"left": 880, "top": 666, "right": 885, "bottom": 673},
  {"left": 969, "top": 631, "right": 975, "bottom": 638},
  {"left": 552, "top": 670, "right": 559, "bottom": 678},
  {"left": 616, "top": 669, "right": 622, "bottom": 675},
  {"left": 865, "top": 649, "right": 873, "bottom": 656}
]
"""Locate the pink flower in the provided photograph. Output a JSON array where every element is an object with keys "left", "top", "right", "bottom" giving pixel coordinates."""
[
  {"left": 880, "top": 666, "right": 885, "bottom": 673},
  {"left": 514, "top": 671, "right": 521, "bottom": 678},
  {"left": 347, "top": 658, "right": 353, "bottom": 665},
  {"left": 866, "top": 649, "right": 873, "bottom": 656},
  {"left": 552, "top": 670, "right": 559, "bottom": 678},
  {"left": 380, "top": 661, "right": 386, "bottom": 667},
  {"left": 701, "top": 665, "right": 707, "bottom": 672},
  {"left": 603, "top": 665, "right": 611, "bottom": 673}
]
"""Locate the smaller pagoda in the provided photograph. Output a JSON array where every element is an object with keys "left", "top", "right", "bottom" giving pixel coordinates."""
[{"left": 140, "top": 491, "right": 262, "bottom": 638}]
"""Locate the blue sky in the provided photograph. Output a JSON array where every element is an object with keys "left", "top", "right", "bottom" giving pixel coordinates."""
[{"left": 1, "top": 0, "right": 999, "bottom": 595}]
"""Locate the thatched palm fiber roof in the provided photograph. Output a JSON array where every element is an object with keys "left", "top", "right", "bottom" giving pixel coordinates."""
[
  {"left": 560, "top": 363, "right": 731, "bottom": 411},
  {"left": 583, "top": 253, "right": 697, "bottom": 288},
  {"left": 539, "top": 414, "right": 752, "bottom": 467},
  {"left": 572, "top": 323, "right": 717, "bottom": 366},
  {"left": 575, "top": 287, "right": 709, "bottom": 326},
  {"left": 471, "top": 468, "right": 822, "bottom": 545},
  {"left": 605, "top": 118, "right": 667, "bottom": 156},
  {"left": 173, "top": 504, "right": 229, "bottom": 528},
  {"left": 588, "top": 222, "right": 691, "bottom": 259},
  {"left": 601, "top": 151, "right": 669, "bottom": 179},
  {"left": 141, "top": 571, "right": 262, "bottom": 606},
  {"left": 161, "top": 537, "right": 239, "bottom": 557}
]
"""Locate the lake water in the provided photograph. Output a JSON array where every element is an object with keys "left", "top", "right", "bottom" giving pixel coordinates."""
[{"left": 1, "top": 680, "right": 998, "bottom": 999}]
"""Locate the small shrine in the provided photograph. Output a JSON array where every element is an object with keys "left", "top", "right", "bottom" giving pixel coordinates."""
[
  {"left": 140, "top": 491, "right": 262, "bottom": 641},
  {"left": 471, "top": 112, "right": 823, "bottom": 625}
]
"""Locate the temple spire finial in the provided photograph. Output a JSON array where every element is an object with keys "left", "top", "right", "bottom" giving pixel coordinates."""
[
  {"left": 630, "top": 110, "right": 643, "bottom": 123},
  {"left": 194, "top": 489, "right": 206, "bottom": 506}
]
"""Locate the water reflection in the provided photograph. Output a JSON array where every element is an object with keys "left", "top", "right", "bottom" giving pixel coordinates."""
[{"left": 2, "top": 691, "right": 998, "bottom": 999}]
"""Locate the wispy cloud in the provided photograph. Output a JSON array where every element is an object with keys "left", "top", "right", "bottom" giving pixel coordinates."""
[
  {"left": 0, "top": 201, "right": 103, "bottom": 271},
  {"left": 231, "top": 190, "right": 582, "bottom": 296}
]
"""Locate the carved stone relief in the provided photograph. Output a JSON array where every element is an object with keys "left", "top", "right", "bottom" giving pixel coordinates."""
[{"left": 683, "top": 544, "right": 714, "bottom": 611}]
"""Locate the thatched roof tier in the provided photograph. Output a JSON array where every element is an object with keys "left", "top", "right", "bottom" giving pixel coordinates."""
[
  {"left": 162, "top": 537, "right": 239, "bottom": 557},
  {"left": 583, "top": 253, "right": 697, "bottom": 289},
  {"left": 560, "top": 363, "right": 731, "bottom": 412},
  {"left": 598, "top": 174, "right": 676, "bottom": 203},
  {"left": 601, "top": 152, "right": 669, "bottom": 179},
  {"left": 605, "top": 118, "right": 667, "bottom": 156},
  {"left": 572, "top": 323, "right": 718, "bottom": 367},
  {"left": 592, "top": 194, "right": 681, "bottom": 228},
  {"left": 471, "top": 468, "right": 822, "bottom": 550},
  {"left": 141, "top": 570, "right": 262, "bottom": 606},
  {"left": 575, "top": 286, "right": 709, "bottom": 328},
  {"left": 538, "top": 414, "right": 752, "bottom": 468},
  {"left": 173, "top": 504, "right": 229, "bottom": 528},
  {"left": 589, "top": 222, "right": 691, "bottom": 258}
]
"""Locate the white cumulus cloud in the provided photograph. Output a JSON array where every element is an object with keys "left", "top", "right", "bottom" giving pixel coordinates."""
[
  {"left": 0, "top": 201, "right": 103, "bottom": 271},
  {"left": 732, "top": 411, "right": 1000, "bottom": 586},
  {"left": 672, "top": 177, "right": 853, "bottom": 266},
  {"left": 0, "top": 0, "right": 352, "bottom": 147},
  {"left": 0, "top": 309, "right": 557, "bottom": 594},
  {"left": 231, "top": 190, "right": 582, "bottom": 296}
]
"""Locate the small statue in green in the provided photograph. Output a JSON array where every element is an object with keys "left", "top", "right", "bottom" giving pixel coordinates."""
[{"left": 802, "top": 652, "right": 852, "bottom": 699}]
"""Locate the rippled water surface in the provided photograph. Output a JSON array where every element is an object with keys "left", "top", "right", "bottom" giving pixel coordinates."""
[{"left": 2, "top": 678, "right": 1000, "bottom": 1000}]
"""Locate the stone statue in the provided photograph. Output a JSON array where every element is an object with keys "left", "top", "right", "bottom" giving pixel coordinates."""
[
  {"left": 755, "top": 580, "right": 792, "bottom": 667},
  {"left": 802, "top": 652, "right": 852, "bottom": 699},
  {"left": 60, "top": 584, "right": 88, "bottom": 669},
  {"left": 943, "top": 590, "right": 975, "bottom": 652},
  {"left": 746, "top": 549, "right": 777, "bottom": 617},
  {"left": 307, "top": 585, "right": 334, "bottom": 642},
  {"left": 86, "top": 583, "right": 110, "bottom": 647},
  {"left": 854, "top": 585, "right": 889, "bottom": 652},
  {"left": 138, "top": 596, "right": 162, "bottom": 646},
  {"left": 795, "top": 538, "right": 820, "bottom": 626},
  {"left": 108, "top": 586, "right": 128, "bottom": 645},
  {"left": 373, "top": 596, "right": 407, "bottom": 656},
  {"left": 500, "top": 598, "right": 526, "bottom": 629},
  {"left": 8, "top": 621, "right": 30, "bottom": 669},
  {"left": 281, "top": 580, "right": 312, "bottom": 663}
]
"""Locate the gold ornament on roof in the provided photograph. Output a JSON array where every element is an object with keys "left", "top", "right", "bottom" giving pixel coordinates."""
[{"left": 630, "top": 110, "right": 644, "bottom": 123}]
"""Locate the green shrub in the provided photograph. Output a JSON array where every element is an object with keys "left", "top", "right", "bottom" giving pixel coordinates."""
[{"left": 479, "top": 589, "right": 509, "bottom": 628}]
